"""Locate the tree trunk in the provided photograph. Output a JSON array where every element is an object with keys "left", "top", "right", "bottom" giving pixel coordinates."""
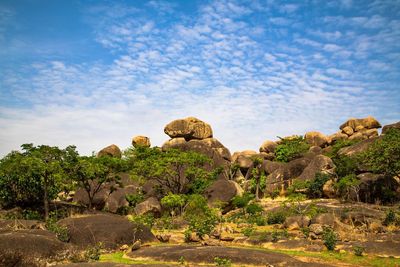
[
  {"left": 43, "top": 178, "right": 49, "bottom": 221},
  {"left": 255, "top": 180, "right": 260, "bottom": 201}
]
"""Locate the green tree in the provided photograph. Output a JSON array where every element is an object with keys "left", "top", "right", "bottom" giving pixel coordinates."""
[
  {"left": 250, "top": 156, "right": 266, "bottom": 201},
  {"left": 68, "top": 155, "right": 124, "bottom": 209},
  {"left": 126, "top": 147, "right": 216, "bottom": 194},
  {"left": 161, "top": 193, "right": 187, "bottom": 216},
  {"left": 275, "top": 136, "right": 310, "bottom": 162},
  {"left": 0, "top": 144, "right": 74, "bottom": 220}
]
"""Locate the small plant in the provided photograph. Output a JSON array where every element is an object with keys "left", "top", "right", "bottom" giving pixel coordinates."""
[
  {"left": 129, "top": 214, "right": 155, "bottom": 228},
  {"left": 322, "top": 227, "right": 337, "bottom": 251},
  {"left": 184, "top": 229, "right": 192, "bottom": 242},
  {"left": 84, "top": 242, "right": 102, "bottom": 261},
  {"left": 125, "top": 192, "right": 145, "bottom": 207},
  {"left": 270, "top": 189, "right": 280, "bottom": 199},
  {"left": 301, "top": 227, "right": 310, "bottom": 238},
  {"left": 214, "top": 257, "right": 232, "bottom": 267},
  {"left": 267, "top": 210, "right": 287, "bottom": 225},
  {"left": 383, "top": 209, "right": 398, "bottom": 226},
  {"left": 232, "top": 193, "right": 254, "bottom": 210},
  {"left": 22, "top": 209, "right": 42, "bottom": 220},
  {"left": 245, "top": 203, "right": 263, "bottom": 215},
  {"left": 353, "top": 245, "right": 366, "bottom": 256},
  {"left": 178, "top": 256, "right": 185, "bottom": 265},
  {"left": 241, "top": 226, "right": 255, "bottom": 237},
  {"left": 271, "top": 230, "right": 288, "bottom": 242},
  {"left": 45, "top": 217, "right": 69, "bottom": 242}
]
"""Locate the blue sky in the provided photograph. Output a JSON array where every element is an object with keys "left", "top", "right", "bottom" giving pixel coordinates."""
[{"left": 0, "top": 0, "right": 399, "bottom": 156}]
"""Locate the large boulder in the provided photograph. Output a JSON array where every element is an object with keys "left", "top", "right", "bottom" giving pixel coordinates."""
[
  {"left": 338, "top": 137, "right": 380, "bottom": 156},
  {"left": 328, "top": 131, "right": 348, "bottom": 144},
  {"left": 259, "top": 140, "right": 278, "bottom": 153},
  {"left": 297, "top": 155, "right": 335, "bottom": 181},
  {"left": 355, "top": 173, "right": 400, "bottom": 203},
  {"left": 58, "top": 213, "right": 156, "bottom": 249},
  {"left": 304, "top": 131, "right": 328, "bottom": 148},
  {"left": 340, "top": 116, "right": 381, "bottom": 131},
  {"left": 132, "top": 135, "right": 151, "bottom": 147},
  {"left": 232, "top": 150, "right": 258, "bottom": 170},
  {"left": 134, "top": 197, "right": 162, "bottom": 217},
  {"left": 382, "top": 121, "right": 400, "bottom": 134},
  {"left": 0, "top": 229, "right": 69, "bottom": 266},
  {"left": 204, "top": 179, "right": 243, "bottom": 206},
  {"left": 283, "top": 215, "right": 310, "bottom": 230},
  {"left": 164, "top": 117, "right": 213, "bottom": 140},
  {"left": 73, "top": 173, "right": 138, "bottom": 212},
  {"left": 265, "top": 157, "right": 312, "bottom": 193},
  {"left": 97, "top": 144, "right": 122, "bottom": 158}
]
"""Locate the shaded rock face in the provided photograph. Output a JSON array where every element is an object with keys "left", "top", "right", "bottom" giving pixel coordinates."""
[
  {"left": 304, "top": 131, "right": 328, "bottom": 148},
  {"left": 73, "top": 173, "right": 138, "bottom": 213},
  {"left": 338, "top": 137, "right": 380, "bottom": 156},
  {"left": 164, "top": 117, "right": 213, "bottom": 140},
  {"left": 232, "top": 150, "right": 258, "bottom": 171},
  {"left": 97, "top": 144, "right": 122, "bottom": 158},
  {"left": 382, "top": 121, "right": 400, "bottom": 134},
  {"left": 58, "top": 213, "right": 156, "bottom": 249},
  {"left": 0, "top": 229, "right": 69, "bottom": 266},
  {"left": 134, "top": 197, "right": 162, "bottom": 217},
  {"left": 297, "top": 155, "right": 335, "bottom": 181},
  {"left": 264, "top": 157, "right": 311, "bottom": 194},
  {"left": 354, "top": 173, "right": 400, "bottom": 203},
  {"left": 204, "top": 179, "right": 243, "bottom": 206},
  {"left": 284, "top": 215, "right": 310, "bottom": 230},
  {"left": 132, "top": 135, "right": 151, "bottom": 147}
]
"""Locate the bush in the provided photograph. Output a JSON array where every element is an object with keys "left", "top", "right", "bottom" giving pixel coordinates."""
[
  {"left": 214, "top": 257, "right": 232, "bottom": 267},
  {"left": 271, "top": 229, "right": 289, "bottom": 242},
  {"left": 84, "top": 242, "right": 102, "bottom": 261},
  {"left": 161, "top": 193, "right": 187, "bottom": 216},
  {"left": 245, "top": 203, "right": 263, "bottom": 215},
  {"left": 353, "top": 245, "right": 365, "bottom": 256},
  {"left": 322, "top": 227, "right": 337, "bottom": 251},
  {"left": 231, "top": 193, "right": 254, "bottom": 209},
  {"left": 383, "top": 209, "right": 400, "bottom": 226},
  {"left": 275, "top": 136, "right": 310, "bottom": 162},
  {"left": 45, "top": 217, "right": 69, "bottom": 242},
  {"left": 301, "top": 227, "right": 310, "bottom": 238},
  {"left": 307, "top": 173, "right": 331, "bottom": 198},
  {"left": 184, "top": 195, "right": 218, "bottom": 238},
  {"left": 248, "top": 215, "right": 266, "bottom": 226},
  {"left": 267, "top": 210, "right": 287, "bottom": 225},
  {"left": 125, "top": 192, "right": 145, "bottom": 207},
  {"left": 241, "top": 226, "right": 255, "bottom": 237},
  {"left": 335, "top": 174, "right": 360, "bottom": 201},
  {"left": 129, "top": 214, "right": 155, "bottom": 229}
]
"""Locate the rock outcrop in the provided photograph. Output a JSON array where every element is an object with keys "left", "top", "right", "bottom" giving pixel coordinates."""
[
  {"left": 132, "top": 135, "right": 151, "bottom": 147},
  {"left": 58, "top": 213, "right": 156, "bottom": 249},
  {"left": 134, "top": 197, "right": 162, "bottom": 217},
  {"left": 97, "top": 144, "right": 122, "bottom": 158},
  {"left": 337, "top": 116, "right": 381, "bottom": 141},
  {"left": 382, "top": 121, "right": 400, "bottom": 134},
  {"left": 164, "top": 117, "right": 213, "bottom": 140},
  {"left": 304, "top": 131, "right": 328, "bottom": 148},
  {"left": 297, "top": 155, "right": 335, "bottom": 181},
  {"left": 204, "top": 179, "right": 243, "bottom": 206}
]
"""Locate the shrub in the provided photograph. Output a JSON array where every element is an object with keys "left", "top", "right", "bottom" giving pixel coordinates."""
[
  {"left": 161, "top": 193, "right": 187, "bottom": 216},
  {"left": 267, "top": 210, "right": 287, "bottom": 225},
  {"left": 275, "top": 136, "right": 310, "bottom": 162},
  {"left": 322, "top": 227, "right": 337, "bottom": 251},
  {"left": 271, "top": 229, "right": 289, "bottom": 242},
  {"left": 22, "top": 209, "right": 42, "bottom": 220},
  {"left": 301, "top": 227, "right": 310, "bottom": 238},
  {"left": 125, "top": 192, "right": 145, "bottom": 207},
  {"left": 241, "top": 226, "right": 255, "bottom": 237},
  {"left": 214, "top": 257, "right": 232, "bottom": 267},
  {"left": 335, "top": 174, "right": 360, "bottom": 201},
  {"left": 248, "top": 215, "right": 266, "bottom": 226},
  {"left": 45, "top": 217, "right": 69, "bottom": 242},
  {"left": 84, "top": 242, "right": 102, "bottom": 261},
  {"left": 184, "top": 195, "right": 218, "bottom": 238},
  {"left": 353, "top": 245, "right": 365, "bottom": 257},
  {"left": 383, "top": 209, "right": 400, "bottom": 226},
  {"left": 231, "top": 193, "right": 254, "bottom": 209},
  {"left": 245, "top": 203, "right": 263, "bottom": 215},
  {"left": 129, "top": 214, "right": 155, "bottom": 229},
  {"left": 307, "top": 173, "right": 331, "bottom": 198}
]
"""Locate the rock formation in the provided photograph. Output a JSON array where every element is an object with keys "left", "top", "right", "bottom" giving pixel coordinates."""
[
  {"left": 132, "top": 135, "right": 151, "bottom": 147},
  {"left": 97, "top": 144, "right": 122, "bottom": 158}
]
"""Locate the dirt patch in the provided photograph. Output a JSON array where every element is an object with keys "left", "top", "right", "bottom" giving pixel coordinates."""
[{"left": 127, "top": 244, "right": 332, "bottom": 266}]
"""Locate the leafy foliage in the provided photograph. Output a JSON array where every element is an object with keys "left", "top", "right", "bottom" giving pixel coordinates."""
[
  {"left": 126, "top": 147, "right": 216, "bottom": 195},
  {"left": 287, "top": 173, "right": 330, "bottom": 199},
  {"left": 322, "top": 227, "right": 337, "bottom": 251},
  {"left": 214, "top": 257, "right": 232, "bottom": 267},
  {"left": 360, "top": 128, "right": 400, "bottom": 179},
  {"left": 275, "top": 136, "right": 310, "bottom": 162},
  {"left": 267, "top": 210, "right": 287, "bottom": 225},
  {"left": 160, "top": 193, "right": 187, "bottom": 216},
  {"left": 231, "top": 193, "right": 254, "bottom": 209},
  {"left": 335, "top": 174, "right": 361, "bottom": 201}
]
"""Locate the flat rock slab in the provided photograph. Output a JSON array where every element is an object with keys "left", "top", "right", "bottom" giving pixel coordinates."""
[
  {"left": 58, "top": 263, "right": 172, "bottom": 267},
  {"left": 127, "top": 245, "right": 331, "bottom": 266}
]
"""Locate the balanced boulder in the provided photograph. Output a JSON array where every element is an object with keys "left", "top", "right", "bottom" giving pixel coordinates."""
[
  {"left": 97, "top": 144, "right": 122, "bottom": 158},
  {"left": 340, "top": 116, "right": 381, "bottom": 131},
  {"left": 132, "top": 135, "right": 151, "bottom": 147},
  {"left": 304, "top": 131, "right": 328, "bottom": 147},
  {"left": 164, "top": 117, "right": 212, "bottom": 140},
  {"left": 259, "top": 140, "right": 278, "bottom": 153}
]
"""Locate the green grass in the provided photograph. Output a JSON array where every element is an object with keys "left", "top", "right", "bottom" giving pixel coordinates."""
[{"left": 100, "top": 252, "right": 178, "bottom": 265}]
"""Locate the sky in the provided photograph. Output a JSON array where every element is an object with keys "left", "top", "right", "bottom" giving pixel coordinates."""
[{"left": 0, "top": 0, "right": 399, "bottom": 156}]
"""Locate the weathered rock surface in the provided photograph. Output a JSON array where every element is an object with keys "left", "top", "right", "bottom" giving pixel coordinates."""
[
  {"left": 304, "top": 131, "right": 328, "bottom": 147},
  {"left": 340, "top": 116, "right": 381, "bottom": 131},
  {"left": 0, "top": 229, "right": 69, "bottom": 266},
  {"left": 132, "top": 135, "right": 151, "bottom": 147},
  {"left": 284, "top": 215, "right": 310, "bottom": 230},
  {"left": 259, "top": 140, "right": 278, "bottom": 153},
  {"left": 204, "top": 179, "right": 243, "bottom": 205},
  {"left": 338, "top": 137, "right": 380, "bottom": 156},
  {"left": 97, "top": 144, "right": 122, "bottom": 158},
  {"left": 164, "top": 117, "right": 213, "bottom": 140},
  {"left": 58, "top": 213, "right": 156, "bottom": 249},
  {"left": 382, "top": 121, "right": 400, "bottom": 134},
  {"left": 297, "top": 155, "right": 335, "bottom": 181},
  {"left": 134, "top": 197, "right": 162, "bottom": 217}
]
